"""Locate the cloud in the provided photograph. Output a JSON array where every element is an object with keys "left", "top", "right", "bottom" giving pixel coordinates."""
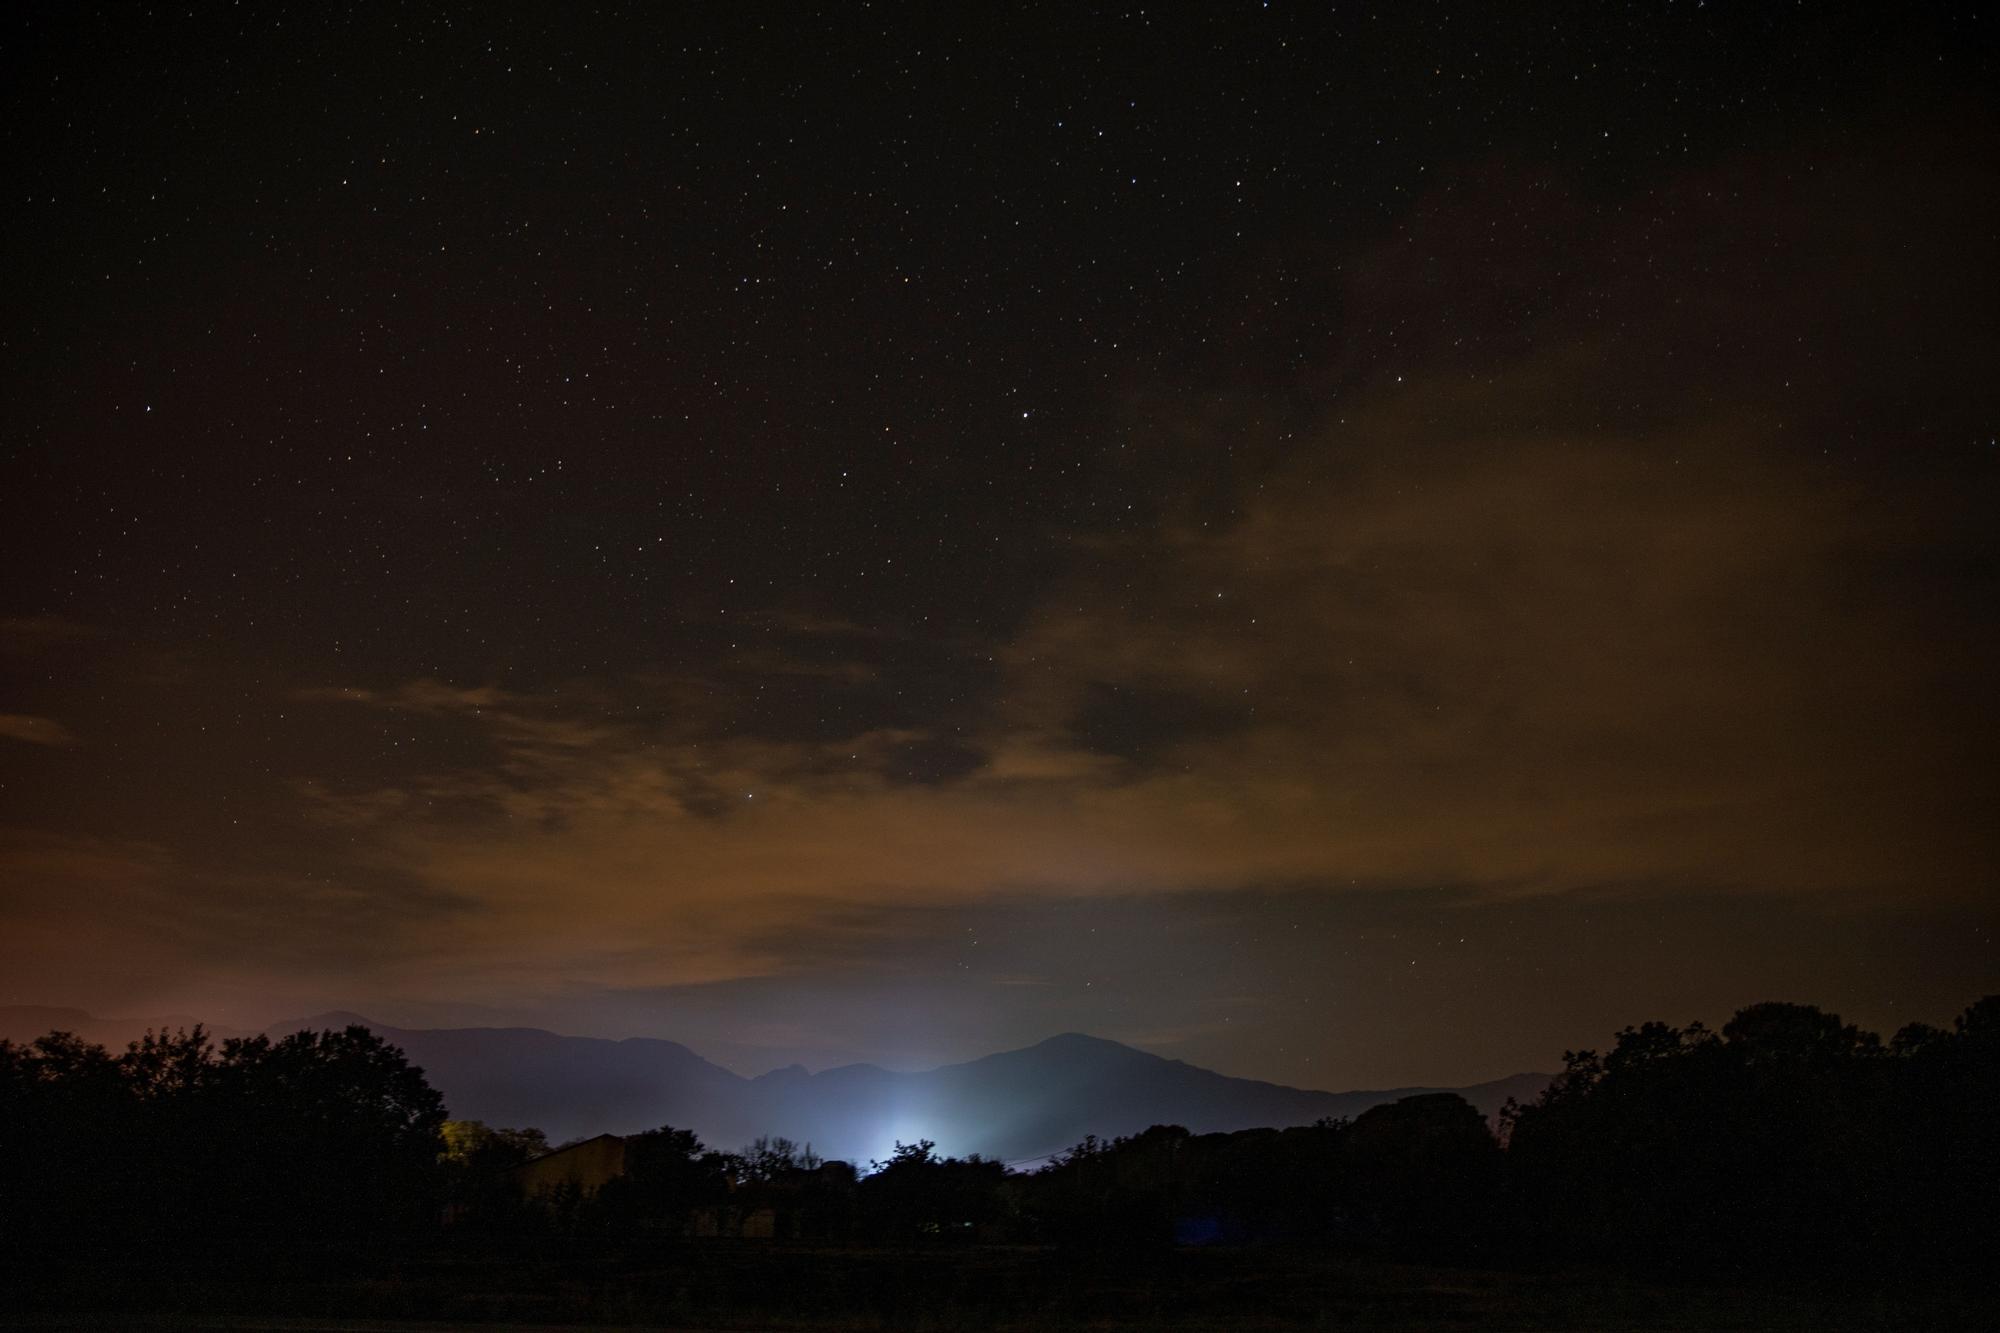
[
  {"left": 14, "top": 131, "right": 1983, "bottom": 1031},
  {"left": 244, "top": 136, "right": 2000, "bottom": 1010},
  {"left": 0, "top": 616, "right": 104, "bottom": 655},
  {"left": 727, "top": 648, "right": 880, "bottom": 685},
  {"left": 287, "top": 418, "right": 1986, "bottom": 996},
  {"left": 292, "top": 681, "right": 513, "bottom": 714},
  {"left": 993, "top": 418, "right": 1989, "bottom": 900},
  {"left": 0, "top": 821, "right": 480, "bottom": 1028},
  {"left": 0, "top": 714, "right": 78, "bottom": 747}
]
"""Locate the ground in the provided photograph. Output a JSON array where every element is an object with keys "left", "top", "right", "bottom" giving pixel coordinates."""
[{"left": 5, "top": 1240, "right": 1988, "bottom": 1331}]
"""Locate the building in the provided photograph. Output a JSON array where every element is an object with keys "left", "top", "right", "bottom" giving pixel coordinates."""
[{"left": 509, "top": 1133, "right": 628, "bottom": 1200}]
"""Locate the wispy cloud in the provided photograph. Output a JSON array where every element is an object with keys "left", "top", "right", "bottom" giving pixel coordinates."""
[
  {"left": 0, "top": 616, "right": 104, "bottom": 655},
  {"left": 0, "top": 714, "right": 78, "bottom": 747}
]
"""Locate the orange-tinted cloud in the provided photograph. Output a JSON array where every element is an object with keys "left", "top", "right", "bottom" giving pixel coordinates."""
[
  {"left": 233, "top": 138, "right": 1997, "bottom": 1011},
  {"left": 2, "top": 131, "right": 1991, "bottom": 1040},
  {"left": 0, "top": 714, "right": 77, "bottom": 747}
]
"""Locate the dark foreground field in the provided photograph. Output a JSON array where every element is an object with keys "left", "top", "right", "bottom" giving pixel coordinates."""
[{"left": 6, "top": 1240, "right": 1990, "bottom": 1332}]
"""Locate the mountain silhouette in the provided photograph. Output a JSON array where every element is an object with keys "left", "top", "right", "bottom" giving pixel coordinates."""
[
  {"left": 276, "top": 1013, "right": 1549, "bottom": 1161},
  {"left": 2, "top": 1005, "right": 1547, "bottom": 1162},
  {"left": 0, "top": 1004, "right": 255, "bottom": 1049},
  {"left": 268, "top": 1011, "right": 748, "bottom": 1147}
]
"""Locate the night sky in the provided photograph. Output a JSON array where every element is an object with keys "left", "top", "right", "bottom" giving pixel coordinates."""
[{"left": 3, "top": 4, "right": 1995, "bottom": 1086}]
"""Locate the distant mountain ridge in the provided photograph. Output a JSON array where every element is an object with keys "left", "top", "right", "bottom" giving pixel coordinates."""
[
  {"left": 0, "top": 1004, "right": 257, "bottom": 1050},
  {"left": 0, "top": 1005, "right": 1549, "bottom": 1163}
]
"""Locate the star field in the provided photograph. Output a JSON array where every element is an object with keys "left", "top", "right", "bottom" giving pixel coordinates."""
[{"left": 1, "top": 3, "right": 1995, "bottom": 1083}]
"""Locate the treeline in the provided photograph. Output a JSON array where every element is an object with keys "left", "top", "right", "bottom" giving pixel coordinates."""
[
  {"left": 445, "top": 1125, "right": 1008, "bottom": 1246},
  {"left": 1024, "top": 996, "right": 2000, "bottom": 1269},
  {"left": 1507, "top": 997, "right": 2000, "bottom": 1268},
  {"left": 449, "top": 995, "right": 2000, "bottom": 1268},
  {"left": 5, "top": 998, "right": 1997, "bottom": 1272},
  {"left": 476, "top": 1100, "right": 1498, "bottom": 1253},
  {"left": 0, "top": 1025, "right": 444, "bottom": 1253}
]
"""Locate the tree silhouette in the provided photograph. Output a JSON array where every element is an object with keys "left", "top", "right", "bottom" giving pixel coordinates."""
[
  {"left": 0, "top": 1022, "right": 445, "bottom": 1253},
  {"left": 440, "top": 1120, "right": 548, "bottom": 1226},
  {"left": 1342, "top": 1094, "right": 1499, "bottom": 1252},
  {"left": 1505, "top": 996, "right": 2000, "bottom": 1270},
  {"left": 741, "top": 1133, "right": 822, "bottom": 1179},
  {"left": 591, "top": 1124, "right": 727, "bottom": 1232},
  {"left": 859, "top": 1139, "right": 1008, "bottom": 1242},
  {"left": 7, "top": 995, "right": 1998, "bottom": 1278}
]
